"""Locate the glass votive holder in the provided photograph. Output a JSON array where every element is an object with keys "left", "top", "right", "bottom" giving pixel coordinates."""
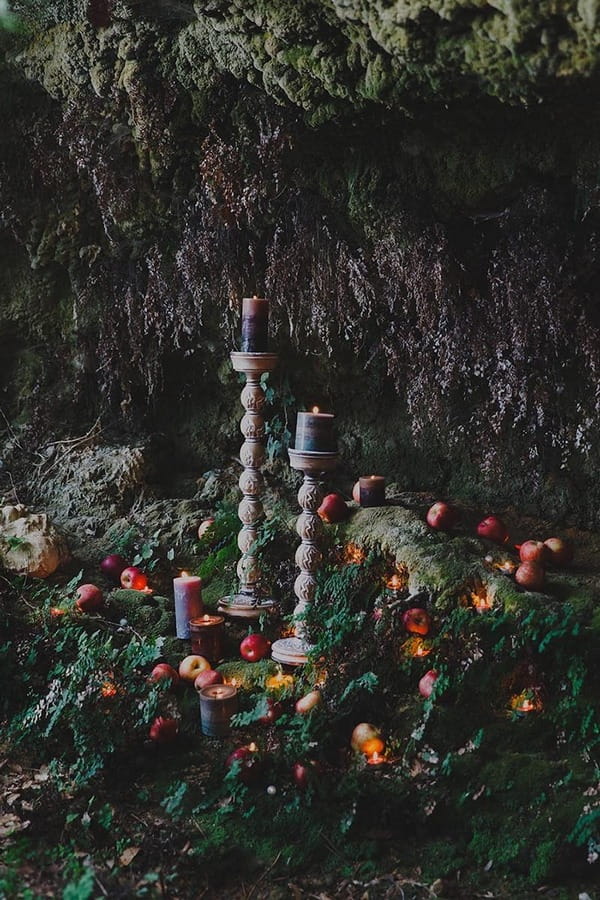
[
  {"left": 199, "top": 684, "right": 238, "bottom": 737},
  {"left": 189, "top": 614, "right": 225, "bottom": 663}
]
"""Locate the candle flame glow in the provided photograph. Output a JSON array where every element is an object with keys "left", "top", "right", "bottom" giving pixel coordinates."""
[
  {"left": 311, "top": 406, "right": 320, "bottom": 413},
  {"left": 101, "top": 681, "right": 118, "bottom": 698},
  {"left": 345, "top": 543, "right": 366, "bottom": 564},
  {"left": 386, "top": 574, "right": 404, "bottom": 591},
  {"left": 248, "top": 742, "right": 258, "bottom": 752}
]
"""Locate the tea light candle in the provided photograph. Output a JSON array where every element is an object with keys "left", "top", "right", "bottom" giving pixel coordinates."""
[
  {"left": 366, "top": 750, "right": 386, "bottom": 766},
  {"left": 359, "top": 475, "right": 386, "bottom": 507},
  {"left": 173, "top": 573, "right": 203, "bottom": 639},
  {"left": 294, "top": 408, "right": 336, "bottom": 452},
  {"left": 265, "top": 672, "right": 295, "bottom": 693},
  {"left": 241, "top": 296, "right": 269, "bottom": 352},
  {"left": 189, "top": 614, "right": 225, "bottom": 663},
  {"left": 199, "top": 684, "right": 238, "bottom": 737}
]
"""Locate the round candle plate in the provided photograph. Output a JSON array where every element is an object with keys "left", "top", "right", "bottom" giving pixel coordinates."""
[
  {"left": 230, "top": 352, "right": 279, "bottom": 375},
  {"left": 218, "top": 592, "right": 278, "bottom": 619},
  {"left": 288, "top": 449, "right": 339, "bottom": 474},
  {"left": 271, "top": 636, "right": 312, "bottom": 667}
]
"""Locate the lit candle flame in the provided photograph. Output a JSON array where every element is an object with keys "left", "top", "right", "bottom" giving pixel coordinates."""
[
  {"left": 248, "top": 742, "right": 258, "bottom": 752},
  {"left": 312, "top": 406, "right": 320, "bottom": 413},
  {"left": 180, "top": 570, "right": 189, "bottom": 577},
  {"left": 386, "top": 574, "right": 404, "bottom": 591},
  {"left": 345, "top": 543, "right": 366, "bottom": 564}
]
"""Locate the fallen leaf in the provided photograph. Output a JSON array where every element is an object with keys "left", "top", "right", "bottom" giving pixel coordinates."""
[
  {"left": 119, "top": 846, "right": 140, "bottom": 867},
  {"left": 0, "top": 814, "right": 30, "bottom": 837}
]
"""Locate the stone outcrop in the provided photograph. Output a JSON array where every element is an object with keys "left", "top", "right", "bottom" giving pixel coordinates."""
[{"left": 1, "top": 2, "right": 600, "bottom": 525}]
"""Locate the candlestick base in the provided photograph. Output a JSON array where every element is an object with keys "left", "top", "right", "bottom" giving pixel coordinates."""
[
  {"left": 271, "top": 635, "right": 312, "bottom": 667},
  {"left": 218, "top": 591, "right": 278, "bottom": 619}
]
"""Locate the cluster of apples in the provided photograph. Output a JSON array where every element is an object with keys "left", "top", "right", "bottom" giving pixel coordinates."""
[
  {"left": 100, "top": 553, "right": 149, "bottom": 591},
  {"left": 514, "top": 536, "right": 573, "bottom": 591},
  {"left": 71, "top": 554, "right": 150, "bottom": 615},
  {"left": 427, "top": 502, "right": 575, "bottom": 592}
]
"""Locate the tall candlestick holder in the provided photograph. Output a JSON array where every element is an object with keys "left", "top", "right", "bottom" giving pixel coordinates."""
[
  {"left": 271, "top": 448, "right": 338, "bottom": 666},
  {"left": 218, "top": 351, "right": 278, "bottom": 619}
]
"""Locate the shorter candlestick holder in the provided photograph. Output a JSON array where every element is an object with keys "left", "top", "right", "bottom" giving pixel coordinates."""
[
  {"left": 271, "top": 448, "right": 338, "bottom": 666},
  {"left": 219, "top": 351, "right": 278, "bottom": 619}
]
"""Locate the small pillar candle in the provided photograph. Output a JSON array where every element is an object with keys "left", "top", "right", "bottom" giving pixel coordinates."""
[
  {"left": 189, "top": 614, "right": 225, "bottom": 663},
  {"left": 241, "top": 296, "right": 269, "bottom": 352},
  {"left": 173, "top": 573, "right": 203, "bottom": 639},
  {"left": 199, "top": 684, "right": 238, "bottom": 737},
  {"left": 359, "top": 475, "right": 386, "bottom": 507},
  {"left": 294, "top": 408, "right": 336, "bottom": 452}
]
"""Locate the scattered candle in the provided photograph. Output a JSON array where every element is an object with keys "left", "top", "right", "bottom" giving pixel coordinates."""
[
  {"left": 265, "top": 672, "right": 295, "bottom": 692},
  {"left": 366, "top": 751, "right": 386, "bottom": 766},
  {"left": 199, "top": 683, "right": 238, "bottom": 737},
  {"left": 240, "top": 295, "right": 269, "bottom": 353},
  {"left": 173, "top": 572, "right": 203, "bottom": 639},
  {"left": 386, "top": 573, "right": 405, "bottom": 592},
  {"left": 294, "top": 407, "right": 336, "bottom": 452},
  {"left": 189, "top": 614, "right": 225, "bottom": 663},
  {"left": 511, "top": 689, "right": 543, "bottom": 715},
  {"left": 401, "top": 636, "right": 433, "bottom": 658},
  {"left": 100, "top": 680, "right": 118, "bottom": 698},
  {"left": 345, "top": 542, "right": 366, "bottom": 564},
  {"left": 359, "top": 475, "right": 386, "bottom": 508},
  {"left": 471, "top": 590, "right": 493, "bottom": 613}
]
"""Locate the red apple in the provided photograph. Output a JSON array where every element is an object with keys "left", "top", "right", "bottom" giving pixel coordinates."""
[
  {"left": 178, "top": 654, "right": 212, "bottom": 683},
  {"left": 515, "top": 561, "right": 545, "bottom": 591},
  {"left": 291, "top": 761, "right": 310, "bottom": 790},
  {"left": 295, "top": 690, "right": 322, "bottom": 715},
  {"left": 418, "top": 669, "right": 439, "bottom": 699},
  {"left": 519, "top": 540, "right": 549, "bottom": 564},
  {"left": 350, "top": 722, "right": 382, "bottom": 753},
  {"left": 402, "top": 607, "right": 431, "bottom": 636},
  {"left": 543, "top": 537, "right": 574, "bottom": 566},
  {"left": 149, "top": 663, "right": 179, "bottom": 687},
  {"left": 352, "top": 480, "right": 361, "bottom": 504},
  {"left": 193, "top": 668, "right": 224, "bottom": 691},
  {"left": 120, "top": 566, "right": 148, "bottom": 591},
  {"left": 258, "top": 697, "right": 284, "bottom": 725},
  {"left": 148, "top": 716, "right": 178, "bottom": 744},
  {"left": 240, "top": 633, "right": 270, "bottom": 662},
  {"left": 75, "top": 583, "right": 103, "bottom": 613},
  {"left": 100, "top": 553, "right": 129, "bottom": 583},
  {"left": 477, "top": 515, "right": 509, "bottom": 544},
  {"left": 197, "top": 517, "right": 215, "bottom": 540},
  {"left": 317, "top": 492, "right": 349, "bottom": 524},
  {"left": 226, "top": 746, "right": 261, "bottom": 785},
  {"left": 426, "top": 501, "right": 458, "bottom": 531}
]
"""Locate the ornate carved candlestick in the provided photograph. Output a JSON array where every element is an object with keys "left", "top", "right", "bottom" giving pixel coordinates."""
[
  {"left": 271, "top": 449, "right": 338, "bottom": 666},
  {"left": 218, "top": 351, "right": 278, "bottom": 618}
]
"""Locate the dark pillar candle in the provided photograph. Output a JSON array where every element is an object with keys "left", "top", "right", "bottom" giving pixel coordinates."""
[
  {"left": 359, "top": 475, "right": 386, "bottom": 507},
  {"left": 294, "top": 409, "right": 336, "bottom": 452},
  {"left": 189, "top": 614, "right": 225, "bottom": 663},
  {"left": 241, "top": 296, "right": 269, "bottom": 352}
]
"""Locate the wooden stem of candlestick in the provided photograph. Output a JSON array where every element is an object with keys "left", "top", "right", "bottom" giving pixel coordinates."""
[
  {"left": 219, "top": 352, "right": 279, "bottom": 619},
  {"left": 271, "top": 449, "right": 339, "bottom": 666}
]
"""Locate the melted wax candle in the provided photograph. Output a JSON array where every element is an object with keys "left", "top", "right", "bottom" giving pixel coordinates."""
[
  {"left": 173, "top": 573, "right": 203, "bottom": 639},
  {"left": 359, "top": 475, "right": 386, "bottom": 507},
  {"left": 294, "top": 408, "right": 336, "bottom": 452},
  {"left": 241, "top": 296, "right": 269, "bottom": 352}
]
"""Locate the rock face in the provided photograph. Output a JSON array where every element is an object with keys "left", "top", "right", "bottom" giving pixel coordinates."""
[
  {"left": 1, "top": 3, "right": 600, "bottom": 524},
  {"left": 0, "top": 505, "right": 70, "bottom": 577}
]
